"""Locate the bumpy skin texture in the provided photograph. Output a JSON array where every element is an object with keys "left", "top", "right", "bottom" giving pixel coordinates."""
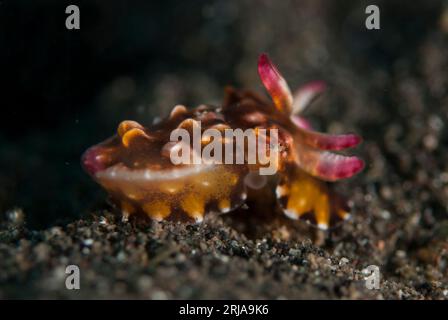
[{"left": 82, "top": 54, "right": 364, "bottom": 230}]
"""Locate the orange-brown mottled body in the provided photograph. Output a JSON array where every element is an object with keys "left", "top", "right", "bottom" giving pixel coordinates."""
[{"left": 82, "top": 54, "right": 364, "bottom": 229}]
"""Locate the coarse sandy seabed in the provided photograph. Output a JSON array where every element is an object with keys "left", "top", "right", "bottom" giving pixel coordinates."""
[
  {"left": 0, "top": 206, "right": 447, "bottom": 299},
  {"left": 1, "top": 0, "right": 448, "bottom": 299}
]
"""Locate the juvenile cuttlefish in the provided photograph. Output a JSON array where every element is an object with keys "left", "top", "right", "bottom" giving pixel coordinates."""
[{"left": 82, "top": 54, "right": 364, "bottom": 230}]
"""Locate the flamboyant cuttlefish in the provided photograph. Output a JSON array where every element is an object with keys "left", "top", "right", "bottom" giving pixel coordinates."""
[{"left": 82, "top": 54, "right": 364, "bottom": 230}]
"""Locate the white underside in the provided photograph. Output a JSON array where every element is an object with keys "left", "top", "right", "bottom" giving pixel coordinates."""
[{"left": 96, "top": 163, "right": 216, "bottom": 182}]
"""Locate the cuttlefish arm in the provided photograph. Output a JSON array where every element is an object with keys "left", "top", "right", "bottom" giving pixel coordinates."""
[{"left": 258, "top": 54, "right": 364, "bottom": 229}]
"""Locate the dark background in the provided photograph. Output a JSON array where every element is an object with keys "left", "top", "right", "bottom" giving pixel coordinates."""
[{"left": 0, "top": 0, "right": 446, "bottom": 229}]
